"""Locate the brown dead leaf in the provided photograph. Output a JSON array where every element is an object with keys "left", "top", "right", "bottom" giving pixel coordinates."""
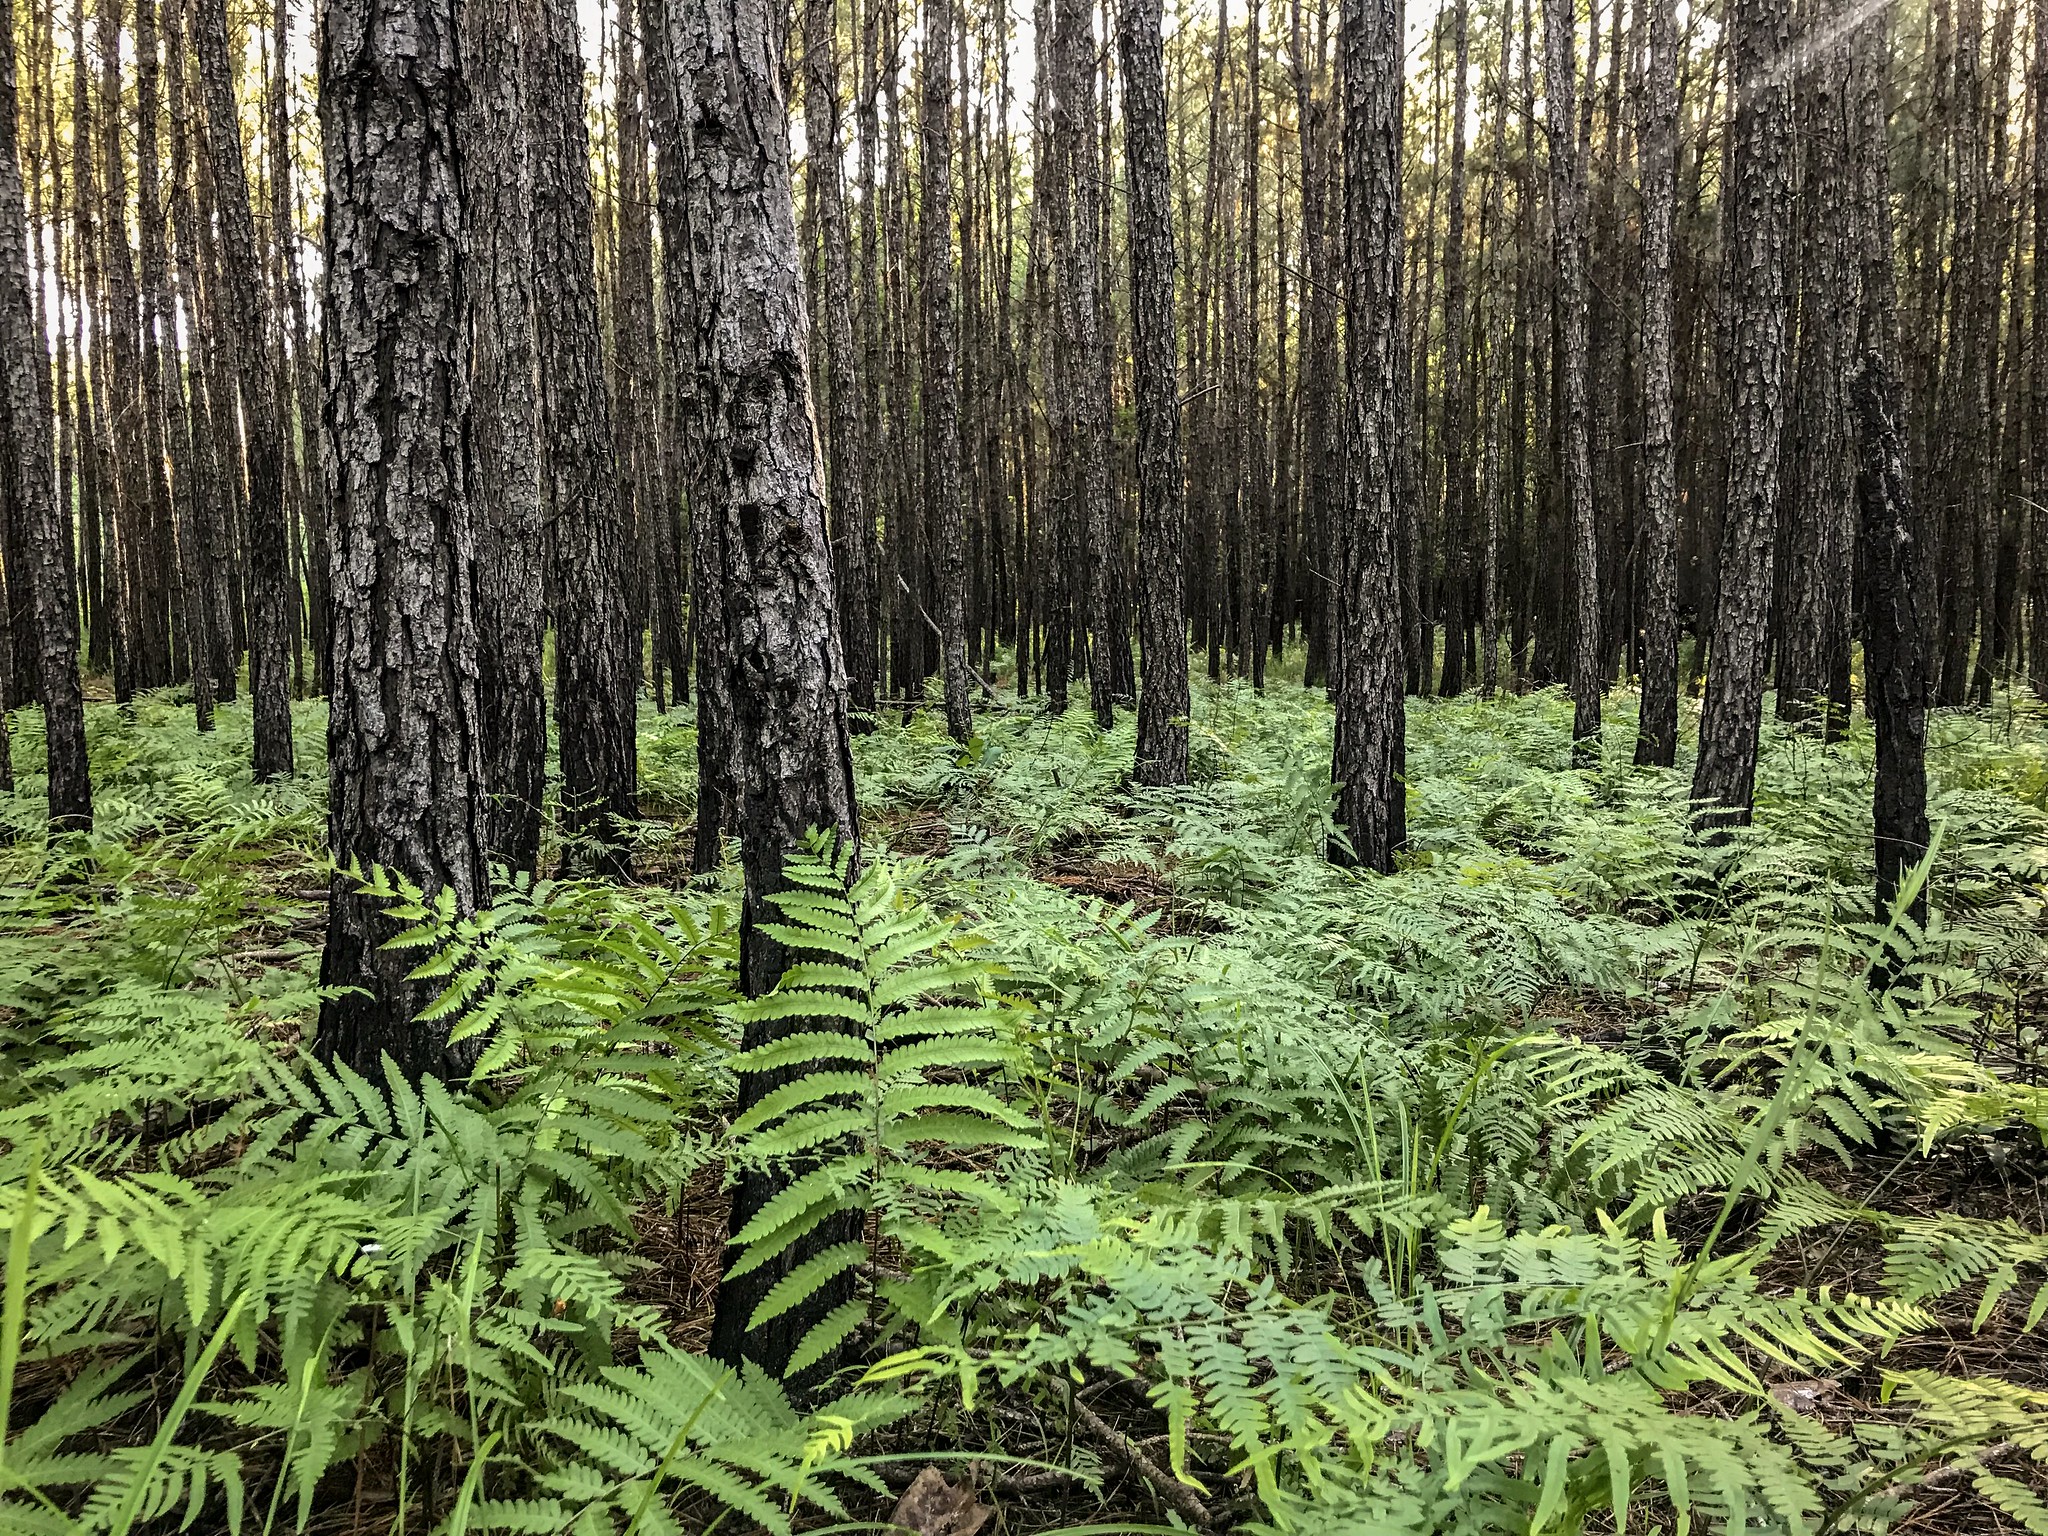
[{"left": 888, "top": 1466, "right": 993, "bottom": 1536}]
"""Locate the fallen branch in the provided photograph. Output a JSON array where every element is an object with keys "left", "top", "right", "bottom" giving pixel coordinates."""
[{"left": 1071, "top": 1398, "right": 1216, "bottom": 1528}]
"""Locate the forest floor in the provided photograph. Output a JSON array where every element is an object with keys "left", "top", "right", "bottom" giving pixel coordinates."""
[{"left": 3, "top": 670, "right": 2048, "bottom": 1535}]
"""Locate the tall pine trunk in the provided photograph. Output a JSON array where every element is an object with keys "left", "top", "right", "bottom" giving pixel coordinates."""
[
  {"left": 1541, "top": 0, "right": 1601, "bottom": 764},
  {"left": 463, "top": 0, "right": 549, "bottom": 876},
  {"left": 1330, "top": 0, "right": 1407, "bottom": 873},
  {"left": 0, "top": 0, "right": 91, "bottom": 833},
  {"left": 315, "top": 0, "right": 490, "bottom": 1079},
  {"left": 533, "top": 0, "right": 639, "bottom": 877},
  {"left": 663, "top": 0, "right": 864, "bottom": 1378},
  {"left": 196, "top": 0, "right": 296, "bottom": 779},
  {"left": 1634, "top": 0, "right": 1680, "bottom": 765},
  {"left": 1693, "top": 0, "right": 1793, "bottom": 830},
  {"left": 1123, "top": 0, "right": 1189, "bottom": 784}
]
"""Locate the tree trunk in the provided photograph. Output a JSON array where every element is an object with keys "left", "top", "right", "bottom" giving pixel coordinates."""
[
  {"left": 1692, "top": 0, "right": 1793, "bottom": 830},
  {"left": 1123, "top": 0, "right": 1189, "bottom": 784},
  {"left": 662, "top": 0, "right": 864, "bottom": 1378},
  {"left": 463, "top": 0, "right": 549, "bottom": 877},
  {"left": 315, "top": 0, "right": 490, "bottom": 1080},
  {"left": 1852, "top": 6, "right": 1928, "bottom": 928},
  {"left": 1330, "top": 0, "right": 1407, "bottom": 874},
  {"left": 1541, "top": 0, "right": 1601, "bottom": 764},
  {"left": 533, "top": 0, "right": 639, "bottom": 877},
  {"left": 0, "top": 0, "right": 92, "bottom": 833},
  {"left": 196, "top": 0, "right": 296, "bottom": 780},
  {"left": 2031, "top": 0, "right": 2048, "bottom": 701},
  {"left": 1436, "top": 0, "right": 1472, "bottom": 698},
  {"left": 803, "top": 0, "right": 878, "bottom": 730},
  {"left": 1634, "top": 0, "right": 1679, "bottom": 765},
  {"left": 920, "top": 0, "right": 974, "bottom": 743}
]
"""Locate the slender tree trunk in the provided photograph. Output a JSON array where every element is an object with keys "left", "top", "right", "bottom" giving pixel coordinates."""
[
  {"left": 1634, "top": 0, "right": 1679, "bottom": 765},
  {"left": 2032, "top": 0, "right": 2048, "bottom": 701},
  {"left": 533, "top": 0, "right": 639, "bottom": 877},
  {"left": 1122, "top": 0, "right": 1189, "bottom": 784},
  {"left": 1852, "top": 5, "right": 1928, "bottom": 927},
  {"left": 921, "top": 0, "right": 973, "bottom": 743},
  {"left": 0, "top": 0, "right": 92, "bottom": 833},
  {"left": 196, "top": 0, "right": 296, "bottom": 779},
  {"left": 663, "top": 0, "right": 863, "bottom": 1378},
  {"left": 1692, "top": 0, "right": 1793, "bottom": 830},
  {"left": 1330, "top": 0, "right": 1407, "bottom": 874},
  {"left": 803, "top": 0, "right": 878, "bottom": 729},
  {"left": 315, "top": 0, "right": 489, "bottom": 1079},
  {"left": 1437, "top": 0, "right": 1472, "bottom": 697},
  {"left": 1542, "top": 0, "right": 1601, "bottom": 764},
  {"left": 463, "top": 0, "right": 548, "bottom": 877}
]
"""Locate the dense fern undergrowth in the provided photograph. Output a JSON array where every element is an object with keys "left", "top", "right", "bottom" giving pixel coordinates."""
[{"left": 4, "top": 673, "right": 2048, "bottom": 1535}]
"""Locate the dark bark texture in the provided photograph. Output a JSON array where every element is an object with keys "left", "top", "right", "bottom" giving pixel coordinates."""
[
  {"left": 1634, "top": 0, "right": 1679, "bottom": 766},
  {"left": 1693, "top": 0, "right": 1793, "bottom": 829},
  {"left": 315, "top": 0, "right": 491, "bottom": 1081},
  {"left": 462, "top": 0, "right": 549, "bottom": 876},
  {"left": 662, "top": 0, "right": 864, "bottom": 1378},
  {"left": 533, "top": 0, "right": 639, "bottom": 876},
  {"left": 196, "top": 0, "right": 296, "bottom": 780},
  {"left": 0, "top": 0, "right": 91, "bottom": 832},
  {"left": 1330, "top": 0, "right": 1407, "bottom": 874},
  {"left": 1122, "top": 0, "right": 1190, "bottom": 786}
]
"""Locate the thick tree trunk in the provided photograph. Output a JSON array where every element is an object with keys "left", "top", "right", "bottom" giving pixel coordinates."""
[
  {"left": 533, "top": 0, "right": 639, "bottom": 877},
  {"left": 920, "top": 0, "right": 974, "bottom": 744},
  {"left": 1634, "top": 0, "right": 1680, "bottom": 766},
  {"left": 1122, "top": 0, "right": 1190, "bottom": 786},
  {"left": 1692, "top": 0, "right": 1793, "bottom": 830},
  {"left": 1541, "top": 0, "right": 1601, "bottom": 764},
  {"left": 662, "top": 0, "right": 863, "bottom": 1379},
  {"left": 0, "top": 0, "right": 92, "bottom": 833},
  {"left": 463, "top": 0, "right": 549, "bottom": 877},
  {"left": 196, "top": 0, "right": 296, "bottom": 779},
  {"left": 1330, "top": 0, "right": 1407, "bottom": 874},
  {"left": 315, "top": 0, "right": 490, "bottom": 1080}
]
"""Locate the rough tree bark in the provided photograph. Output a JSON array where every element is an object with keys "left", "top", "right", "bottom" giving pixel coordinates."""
[
  {"left": 663, "top": 0, "right": 864, "bottom": 1377},
  {"left": 1634, "top": 0, "right": 1680, "bottom": 766},
  {"left": 462, "top": 0, "right": 549, "bottom": 876},
  {"left": 1122, "top": 0, "right": 1190, "bottom": 786},
  {"left": 2031, "top": 0, "right": 2048, "bottom": 702},
  {"left": 1692, "top": 0, "right": 1793, "bottom": 830},
  {"left": 1330, "top": 0, "right": 1407, "bottom": 874},
  {"left": 802, "top": 0, "right": 878, "bottom": 728},
  {"left": 315, "top": 0, "right": 490, "bottom": 1080},
  {"left": 0, "top": 0, "right": 91, "bottom": 833},
  {"left": 1851, "top": 6, "right": 1928, "bottom": 928},
  {"left": 920, "top": 0, "right": 974, "bottom": 744},
  {"left": 1541, "top": 0, "right": 1601, "bottom": 764},
  {"left": 1436, "top": 0, "right": 1472, "bottom": 698},
  {"left": 533, "top": 0, "right": 639, "bottom": 876},
  {"left": 196, "top": 0, "right": 296, "bottom": 780}
]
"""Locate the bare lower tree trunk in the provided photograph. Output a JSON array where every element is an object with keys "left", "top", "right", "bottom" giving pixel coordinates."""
[
  {"left": 1693, "top": 0, "right": 1793, "bottom": 831},
  {"left": 463, "top": 0, "right": 548, "bottom": 877},
  {"left": 315, "top": 0, "right": 489, "bottom": 1080},
  {"left": 1122, "top": 0, "right": 1189, "bottom": 785},
  {"left": 803, "top": 0, "right": 877, "bottom": 729},
  {"left": 533, "top": 0, "right": 638, "bottom": 877},
  {"left": 1852, "top": 7, "right": 1927, "bottom": 929},
  {"left": 0, "top": 0, "right": 91, "bottom": 833},
  {"left": 196, "top": 0, "right": 296, "bottom": 779},
  {"left": 1330, "top": 0, "right": 1407, "bottom": 874},
  {"left": 1541, "top": 0, "right": 1601, "bottom": 765},
  {"left": 1634, "top": 0, "right": 1679, "bottom": 765},
  {"left": 2031, "top": 0, "right": 2048, "bottom": 702},
  {"left": 1436, "top": 0, "right": 1472, "bottom": 698},
  {"left": 663, "top": 0, "right": 863, "bottom": 1379},
  {"left": 921, "top": 0, "right": 973, "bottom": 743}
]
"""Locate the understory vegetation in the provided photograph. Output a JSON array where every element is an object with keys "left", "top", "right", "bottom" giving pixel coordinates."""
[{"left": 3, "top": 675, "right": 2048, "bottom": 1535}]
